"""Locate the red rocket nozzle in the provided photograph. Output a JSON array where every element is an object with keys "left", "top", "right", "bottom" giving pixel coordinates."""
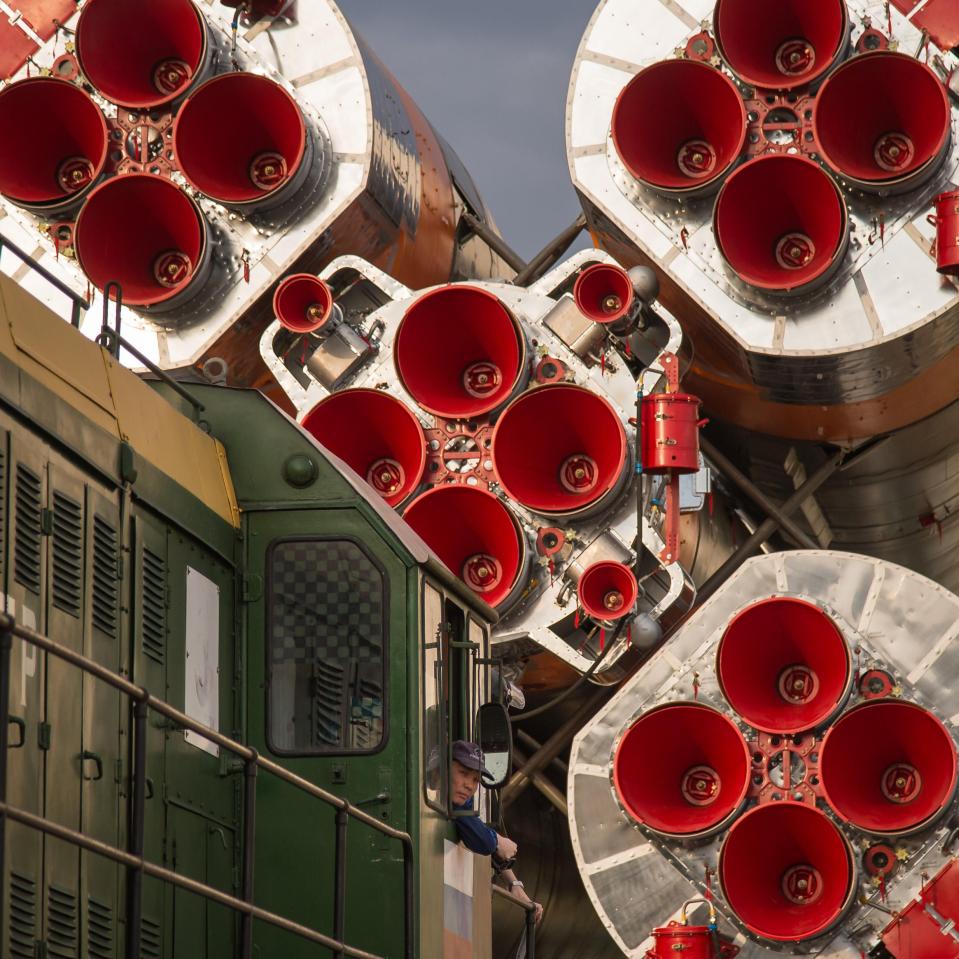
[
  {"left": 174, "top": 73, "right": 307, "bottom": 206},
  {"left": 273, "top": 274, "right": 334, "bottom": 334},
  {"left": 717, "top": 597, "right": 851, "bottom": 734},
  {"left": 814, "top": 52, "right": 951, "bottom": 192},
  {"left": 395, "top": 286, "right": 525, "bottom": 420},
  {"left": 492, "top": 385, "right": 628, "bottom": 517},
  {"left": 402, "top": 486, "right": 525, "bottom": 608},
  {"left": 75, "top": 174, "right": 206, "bottom": 307},
  {"left": 0, "top": 78, "right": 108, "bottom": 211},
  {"left": 720, "top": 802, "right": 855, "bottom": 941},
  {"left": 301, "top": 389, "right": 426, "bottom": 507},
  {"left": 715, "top": 154, "right": 848, "bottom": 293},
  {"left": 612, "top": 59, "right": 746, "bottom": 194},
  {"left": 613, "top": 703, "right": 750, "bottom": 837},
  {"left": 76, "top": 0, "right": 208, "bottom": 109},
  {"left": 578, "top": 562, "right": 638, "bottom": 622},
  {"left": 820, "top": 701, "right": 958, "bottom": 836},
  {"left": 573, "top": 263, "right": 635, "bottom": 324},
  {"left": 714, "top": 0, "right": 848, "bottom": 90}
]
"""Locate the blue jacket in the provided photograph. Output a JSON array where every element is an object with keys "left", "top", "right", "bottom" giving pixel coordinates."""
[{"left": 453, "top": 799, "right": 498, "bottom": 856}]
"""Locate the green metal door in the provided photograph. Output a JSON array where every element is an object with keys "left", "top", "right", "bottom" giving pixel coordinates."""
[{"left": 245, "top": 508, "right": 410, "bottom": 958}]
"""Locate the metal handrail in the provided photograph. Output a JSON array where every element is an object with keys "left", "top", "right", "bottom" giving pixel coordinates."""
[
  {"left": 492, "top": 883, "right": 537, "bottom": 958},
  {"left": 0, "top": 613, "right": 415, "bottom": 959},
  {"left": 0, "top": 231, "right": 90, "bottom": 328}
]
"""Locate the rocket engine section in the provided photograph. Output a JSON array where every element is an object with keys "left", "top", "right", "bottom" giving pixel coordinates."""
[
  {"left": 569, "top": 550, "right": 959, "bottom": 958},
  {"left": 0, "top": 0, "right": 511, "bottom": 397},
  {"left": 259, "top": 251, "right": 711, "bottom": 682},
  {"left": 566, "top": 0, "right": 959, "bottom": 442}
]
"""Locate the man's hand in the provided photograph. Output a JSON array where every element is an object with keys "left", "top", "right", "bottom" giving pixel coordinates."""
[
  {"left": 496, "top": 834, "right": 518, "bottom": 860},
  {"left": 531, "top": 901, "right": 544, "bottom": 925}
]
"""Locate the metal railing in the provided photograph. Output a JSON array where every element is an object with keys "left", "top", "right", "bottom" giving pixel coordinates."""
[
  {"left": 492, "top": 883, "right": 537, "bottom": 958},
  {"left": 0, "top": 613, "right": 415, "bottom": 959},
  {"left": 0, "top": 231, "right": 90, "bottom": 329}
]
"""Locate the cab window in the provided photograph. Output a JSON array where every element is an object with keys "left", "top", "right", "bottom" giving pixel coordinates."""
[{"left": 267, "top": 538, "right": 387, "bottom": 754}]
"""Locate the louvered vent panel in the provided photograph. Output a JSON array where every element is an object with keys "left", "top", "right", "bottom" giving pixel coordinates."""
[
  {"left": 313, "top": 659, "right": 348, "bottom": 746},
  {"left": 52, "top": 492, "right": 82, "bottom": 617},
  {"left": 47, "top": 884, "right": 79, "bottom": 957},
  {"left": 140, "top": 915, "right": 162, "bottom": 959},
  {"left": 9, "top": 872, "right": 37, "bottom": 959},
  {"left": 92, "top": 517, "right": 118, "bottom": 636},
  {"left": 14, "top": 464, "right": 41, "bottom": 594},
  {"left": 141, "top": 547, "right": 166, "bottom": 665},
  {"left": 87, "top": 897, "right": 114, "bottom": 959}
]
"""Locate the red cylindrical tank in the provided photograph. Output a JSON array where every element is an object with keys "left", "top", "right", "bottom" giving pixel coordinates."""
[
  {"left": 173, "top": 73, "right": 308, "bottom": 208},
  {"left": 819, "top": 700, "right": 958, "bottom": 836},
  {"left": 75, "top": 174, "right": 209, "bottom": 308},
  {"left": 578, "top": 562, "right": 638, "bottom": 622},
  {"left": 720, "top": 802, "right": 855, "bottom": 942},
  {"left": 717, "top": 597, "right": 852, "bottom": 734},
  {"left": 714, "top": 0, "right": 848, "bottom": 90},
  {"left": 402, "top": 486, "right": 526, "bottom": 609},
  {"left": 613, "top": 702, "right": 751, "bottom": 838},
  {"left": 646, "top": 923, "right": 715, "bottom": 959},
  {"left": 76, "top": 0, "right": 210, "bottom": 109},
  {"left": 641, "top": 393, "right": 701, "bottom": 474},
  {"left": 714, "top": 154, "right": 848, "bottom": 294},
  {"left": 935, "top": 191, "right": 959, "bottom": 276},
  {"left": 612, "top": 59, "right": 746, "bottom": 195},
  {"left": 492, "top": 384, "right": 628, "bottom": 517},
  {"left": 573, "top": 263, "right": 635, "bottom": 324},
  {"left": 0, "top": 78, "right": 108, "bottom": 214},
  {"left": 395, "top": 286, "right": 525, "bottom": 420},
  {"left": 274, "top": 274, "right": 334, "bottom": 334},
  {"left": 814, "top": 52, "right": 951, "bottom": 193},
  {"left": 301, "top": 389, "right": 426, "bottom": 508}
]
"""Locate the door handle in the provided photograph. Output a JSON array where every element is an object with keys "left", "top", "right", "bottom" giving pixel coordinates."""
[
  {"left": 7, "top": 716, "right": 25, "bottom": 748},
  {"left": 81, "top": 751, "right": 104, "bottom": 781}
]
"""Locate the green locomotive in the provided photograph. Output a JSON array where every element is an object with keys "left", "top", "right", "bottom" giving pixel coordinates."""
[{"left": 0, "top": 253, "right": 508, "bottom": 958}]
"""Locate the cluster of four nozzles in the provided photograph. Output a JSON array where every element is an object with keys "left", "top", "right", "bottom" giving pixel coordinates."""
[
  {"left": 0, "top": 0, "right": 316, "bottom": 308},
  {"left": 613, "top": 597, "right": 958, "bottom": 943},
  {"left": 611, "top": 0, "right": 952, "bottom": 294},
  {"left": 296, "top": 263, "right": 654, "bottom": 612}
]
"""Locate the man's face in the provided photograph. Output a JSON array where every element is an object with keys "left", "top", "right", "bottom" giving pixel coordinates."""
[{"left": 451, "top": 759, "right": 482, "bottom": 805}]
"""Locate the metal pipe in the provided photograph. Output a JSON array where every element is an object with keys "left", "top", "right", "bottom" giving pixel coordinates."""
[
  {"left": 501, "top": 690, "right": 607, "bottom": 807},
  {"left": 403, "top": 837, "right": 414, "bottom": 959},
  {"left": 511, "top": 746, "right": 567, "bottom": 816},
  {"left": 696, "top": 445, "right": 848, "bottom": 605},
  {"left": 700, "top": 435, "right": 820, "bottom": 550},
  {"left": 0, "top": 231, "right": 91, "bottom": 320},
  {"left": 514, "top": 730, "right": 568, "bottom": 776},
  {"left": 125, "top": 699, "right": 148, "bottom": 959},
  {"left": 461, "top": 212, "right": 527, "bottom": 274},
  {"left": 334, "top": 807, "right": 348, "bottom": 959},
  {"left": 0, "top": 800, "right": 384, "bottom": 959},
  {"left": 241, "top": 754, "right": 258, "bottom": 959},
  {"left": 492, "top": 884, "right": 537, "bottom": 958},
  {"left": 511, "top": 214, "right": 587, "bottom": 287}
]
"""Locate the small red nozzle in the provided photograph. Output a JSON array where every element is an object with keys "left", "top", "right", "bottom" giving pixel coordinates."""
[
  {"left": 720, "top": 802, "right": 855, "bottom": 941},
  {"left": 814, "top": 52, "right": 951, "bottom": 192},
  {"left": 402, "top": 486, "right": 525, "bottom": 609},
  {"left": 75, "top": 174, "right": 206, "bottom": 307},
  {"left": 0, "top": 78, "right": 108, "bottom": 210},
  {"left": 173, "top": 73, "right": 307, "bottom": 205},
  {"left": 612, "top": 59, "right": 746, "bottom": 193},
  {"left": 820, "top": 701, "right": 958, "bottom": 836},
  {"left": 394, "top": 286, "right": 525, "bottom": 419},
  {"left": 573, "top": 263, "right": 635, "bottom": 324},
  {"left": 717, "top": 597, "right": 851, "bottom": 734},
  {"left": 715, "top": 154, "right": 847, "bottom": 293},
  {"left": 578, "top": 562, "right": 638, "bottom": 622},
  {"left": 301, "top": 389, "right": 426, "bottom": 508},
  {"left": 613, "top": 703, "right": 750, "bottom": 837},
  {"left": 492, "top": 384, "right": 627, "bottom": 517},
  {"left": 76, "top": 0, "right": 208, "bottom": 109},
  {"left": 274, "top": 274, "right": 334, "bottom": 334},
  {"left": 714, "top": 0, "right": 848, "bottom": 90}
]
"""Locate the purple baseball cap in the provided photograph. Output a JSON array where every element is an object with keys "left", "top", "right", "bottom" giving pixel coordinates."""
[{"left": 452, "top": 740, "right": 492, "bottom": 777}]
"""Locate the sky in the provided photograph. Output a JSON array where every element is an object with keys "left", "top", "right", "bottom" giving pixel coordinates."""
[{"left": 337, "top": 1, "right": 598, "bottom": 263}]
